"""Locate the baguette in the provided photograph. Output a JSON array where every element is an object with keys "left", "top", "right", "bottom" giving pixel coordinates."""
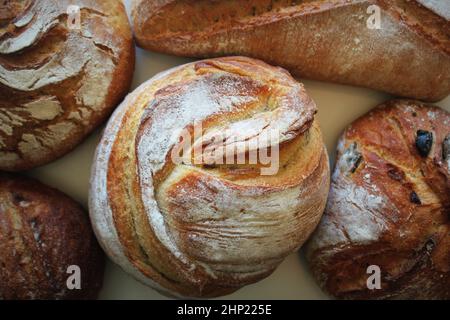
[
  {"left": 132, "top": 0, "right": 450, "bottom": 101},
  {"left": 0, "top": 0, "right": 134, "bottom": 171}
]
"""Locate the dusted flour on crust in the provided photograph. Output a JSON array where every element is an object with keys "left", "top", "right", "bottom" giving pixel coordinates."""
[
  {"left": 89, "top": 56, "right": 330, "bottom": 298},
  {"left": 306, "top": 100, "right": 450, "bottom": 300},
  {"left": 0, "top": 0, "right": 134, "bottom": 171}
]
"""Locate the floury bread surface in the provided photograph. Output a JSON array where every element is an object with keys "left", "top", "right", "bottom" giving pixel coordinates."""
[
  {"left": 306, "top": 100, "right": 450, "bottom": 299},
  {"left": 132, "top": 0, "right": 450, "bottom": 101},
  {"left": 89, "top": 56, "right": 330, "bottom": 298},
  {"left": 0, "top": 0, "right": 134, "bottom": 171}
]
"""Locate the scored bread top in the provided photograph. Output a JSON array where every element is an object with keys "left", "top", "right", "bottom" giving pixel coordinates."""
[
  {"left": 0, "top": 0, "right": 134, "bottom": 171},
  {"left": 0, "top": 173, "right": 104, "bottom": 300},
  {"left": 306, "top": 100, "right": 450, "bottom": 299},
  {"left": 89, "top": 56, "right": 330, "bottom": 298}
]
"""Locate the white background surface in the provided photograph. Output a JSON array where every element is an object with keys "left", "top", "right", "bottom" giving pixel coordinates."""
[{"left": 27, "top": 1, "right": 450, "bottom": 299}]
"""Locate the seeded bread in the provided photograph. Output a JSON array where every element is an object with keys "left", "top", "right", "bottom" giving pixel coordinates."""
[{"left": 306, "top": 100, "right": 450, "bottom": 299}]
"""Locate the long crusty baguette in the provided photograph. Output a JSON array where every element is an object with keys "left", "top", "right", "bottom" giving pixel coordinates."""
[{"left": 132, "top": 0, "right": 450, "bottom": 102}]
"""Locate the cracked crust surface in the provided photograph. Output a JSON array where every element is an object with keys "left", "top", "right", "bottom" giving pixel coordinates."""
[
  {"left": 89, "top": 56, "right": 330, "bottom": 298},
  {"left": 132, "top": 0, "right": 450, "bottom": 101},
  {"left": 306, "top": 100, "right": 450, "bottom": 300},
  {"left": 0, "top": 0, "right": 134, "bottom": 171},
  {"left": 0, "top": 173, "right": 105, "bottom": 300}
]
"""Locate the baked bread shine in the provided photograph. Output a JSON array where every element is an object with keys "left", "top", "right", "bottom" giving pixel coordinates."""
[
  {"left": 0, "top": 0, "right": 134, "bottom": 171},
  {"left": 0, "top": 173, "right": 105, "bottom": 300},
  {"left": 132, "top": 0, "right": 450, "bottom": 101},
  {"left": 89, "top": 56, "right": 330, "bottom": 298},
  {"left": 306, "top": 100, "right": 450, "bottom": 299}
]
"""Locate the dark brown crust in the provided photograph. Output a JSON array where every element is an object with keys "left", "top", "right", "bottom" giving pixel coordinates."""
[
  {"left": 0, "top": 173, "right": 104, "bottom": 300},
  {"left": 305, "top": 100, "right": 450, "bottom": 300},
  {"left": 132, "top": 0, "right": 450, "bottom": 101},
  {"left": 0, "top": 0, "right": 135, "bottom": 172}
]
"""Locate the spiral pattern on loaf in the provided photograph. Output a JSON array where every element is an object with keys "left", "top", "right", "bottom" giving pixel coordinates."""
[
  {"left": 0, "top": 0, "right": 133, "bottom": 171},
  {"left": 89, "top": 57, "right": 330, "bottom": 298}
]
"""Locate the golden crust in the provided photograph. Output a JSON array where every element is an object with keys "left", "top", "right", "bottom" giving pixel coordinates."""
[
  {"left": 0, "top": 0, "right": 135, "bottom": 171},
  {"left": 89, "top": 56, "right": 330, "bottom": 298},
  {"left": 132, "top": 0, "right": 450, "bottom": 101},
  {"left": 0, "top": 173, "right": 105, "bottom": 300},
  {"left": 306, "top": 100, "right": 450, "bottom": 299}
]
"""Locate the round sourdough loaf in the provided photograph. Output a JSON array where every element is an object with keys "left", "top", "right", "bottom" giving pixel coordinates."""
[
  {"left": 306, "top": 100, "right": 450, "bottom": 300},
  {"left": 0, "top": 173, "right": 105, "bottom": 300},
  {"left": 89, "top": 56, "right": 330, "bottom": 298},
  {"left": 0, "top": 0, "right": 134, "bottom": 171}
]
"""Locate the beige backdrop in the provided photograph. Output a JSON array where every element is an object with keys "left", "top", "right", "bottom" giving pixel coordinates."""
[{"left": 27, "top": 1, "right": 450, "bottom": 299}]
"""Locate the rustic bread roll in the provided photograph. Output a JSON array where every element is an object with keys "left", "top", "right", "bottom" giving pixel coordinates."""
[
  {"left": 306, "top": 100, "right": 450, "bottom": 300},
  {"left": 132, "top": 0, "right": 450, "bottom": 102},
  {"left": 0, "top": 173, "right": 105, "bottom": 300},
  {"left": 0, "top": 0, "right": 134, "bottom": 171},
  {"left": 89, "top": 56, "right": 330, "bottom": 298}
]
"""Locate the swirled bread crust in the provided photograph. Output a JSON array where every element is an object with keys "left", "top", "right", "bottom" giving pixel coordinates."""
[
  {"left": 0, "top": 174, "right": 105, "bottom": 300},
  {"left": 306, "top": 100, "right": 450, "bottom": 299},
  {"left": 0, "top": 0, "right": 134, "bottom": 171},
  {"left": 89, "top": 57, "right": 330, "bottom": 298},
  {"left": 132, "top": 0, "right": 450, "bottom": 102}
]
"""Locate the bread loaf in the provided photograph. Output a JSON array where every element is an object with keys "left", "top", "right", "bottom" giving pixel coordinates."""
[
  {"left": 0, "top": 0, "right": 134, "bottom": 171},
  {"left": 306, "top": 100, "right": 450, "bottom": 299},
  {"left": 0, "top": 173, "right": 105, "bottom": 300},
  {"left": 89, "top": 56, "right": 330, "bottom": 298},
  {"left": 132, "top": 0, "right": 450, "bottom": 101}
]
